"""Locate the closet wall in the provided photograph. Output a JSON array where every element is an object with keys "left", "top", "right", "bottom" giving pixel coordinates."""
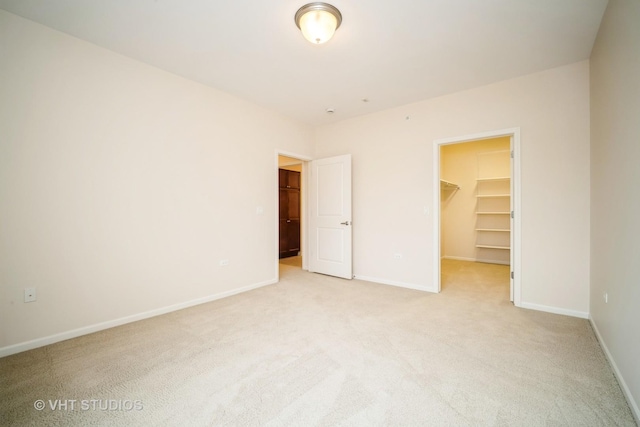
[{"left": 441, "top": 137, "right": 510, "bottom": 264}]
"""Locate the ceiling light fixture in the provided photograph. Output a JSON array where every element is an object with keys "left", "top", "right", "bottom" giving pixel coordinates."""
[{"left": 295, "top": 3, "right": 342, "bottom": 44}]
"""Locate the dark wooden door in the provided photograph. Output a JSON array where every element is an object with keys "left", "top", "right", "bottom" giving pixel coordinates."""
[
  {"left": 279, "top": 169, "right": 301, "bottom": 258},
  {"left": 279, "top": 168, "right": 300, "bottom": 190}
]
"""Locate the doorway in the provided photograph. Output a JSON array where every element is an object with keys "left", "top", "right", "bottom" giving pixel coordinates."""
[
  {"left": 433, "top": 128, "right": 521, "bottom": 306},
  {"left": 276, "top": 152, "right": 310, "bottom": 279},
  {"left": 278, "top": 160, "right": 302, "bottom": 260}
]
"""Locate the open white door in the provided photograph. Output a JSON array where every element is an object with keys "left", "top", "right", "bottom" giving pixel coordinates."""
[{"left": 309, "top": 154, "right": 352, "bottom": 279}]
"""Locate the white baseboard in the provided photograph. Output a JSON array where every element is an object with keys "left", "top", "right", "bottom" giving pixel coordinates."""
[
  {"left": 442, "top": 255, "right": 476, "bottom": 262},
  {"left": 589, "top": 316, "right": 640, "bottom": 424},
  {"left": 476, "top": 258, "right": 510, "bottom": 265},
  {"left": 442, "top": 256, "right": 510, "bottom": 265},
  {"left": 354, "top": 275, "right": 437, "bottom": 293},
  {"left": 0, "top": 278, "right": 278, "bottom": 358},
  {"left": 520, "top": 301, "right": 589, "bottom": 319}
]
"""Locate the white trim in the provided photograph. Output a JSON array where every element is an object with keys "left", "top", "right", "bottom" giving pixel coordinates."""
[
  {"left": 512, "top": 131, "right": 522, "bottom": 305},
  {"left": 277, "top": 150, "right": 313, "bottom": 162},
  {"left": 433, "top": 127, "right": 521, "bottom": 307},
  {"left": 276, "top": 150, "right": 312, "bottom": 276},
  {"left": 0, "top": 278, "right": 277, "bottom": 358},
  {"left": 590, "top": 316, "right": 640, "bottom": 424},
  {"left": 477, "top": 259, "right": 510, "bottom": 266},
  {"left": 355, "top": 275, "right": 437, "bottom": 293},
  {"left": 442, "top": 256, "right": 510, "bottom": 266},
  {"left": 433, "top": 141, "right": 441, "bottom": 292},
  {"left": 442, "top": 255, "right": 476, "bottom": 262},
  {"left": 519, "top": 302, "right": 589, "bottom": 319}
]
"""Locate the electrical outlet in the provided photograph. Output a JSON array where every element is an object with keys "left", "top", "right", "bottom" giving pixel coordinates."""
[
  {"left": 393, "top": 253, "right": 403, "bottom": 260},
  {"left": 24, "top": 287, "right": 36, "bottom": 303},
  {"left": 219, "top": 259, "right": 229, "bottom": 267}
]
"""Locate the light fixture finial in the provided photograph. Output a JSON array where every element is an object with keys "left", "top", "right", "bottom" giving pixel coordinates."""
[{"left": 295, "top": 3, "right": 342, "bottom": 44}]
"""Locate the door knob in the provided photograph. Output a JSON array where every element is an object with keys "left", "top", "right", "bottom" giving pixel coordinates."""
[{"left": 340, "top": 221, "right": 350, "bottom": 226}]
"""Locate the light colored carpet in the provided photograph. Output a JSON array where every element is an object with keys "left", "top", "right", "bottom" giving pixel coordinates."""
[{"left": 1, "top": 259, "right": 636, "bottom": 426}]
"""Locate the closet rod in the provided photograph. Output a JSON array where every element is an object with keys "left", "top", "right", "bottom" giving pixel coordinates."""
[{"left": 440, "top": 179, "right": 460, "bottom": 190}]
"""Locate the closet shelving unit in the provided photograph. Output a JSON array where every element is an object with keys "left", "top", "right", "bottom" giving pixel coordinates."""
[{"left": 475, "top": 176, "right": 510, "bottom": 251}]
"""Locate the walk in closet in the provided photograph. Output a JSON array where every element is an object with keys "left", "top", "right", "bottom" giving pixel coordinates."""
[{"left": 440, "top": 137, "right": 511, "bottom": 265}]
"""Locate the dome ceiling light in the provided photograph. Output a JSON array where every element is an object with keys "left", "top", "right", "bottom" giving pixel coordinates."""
[{"left": 295, "top": 3, "right": 342, "bottom": 44}]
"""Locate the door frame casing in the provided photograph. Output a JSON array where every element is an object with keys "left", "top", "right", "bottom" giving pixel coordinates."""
[
  {"left": 433, "top": 128, "right": 522, "bottom": 307},
  {"left": 275, "top": 150, "right": 312, "bottom": 279}
]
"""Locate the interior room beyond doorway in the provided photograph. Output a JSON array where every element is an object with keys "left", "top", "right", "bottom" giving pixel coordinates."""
[
  {"left": 278, "top": 155, "right": 303, "bottom": 272},
  {"left": 440, "top": 137, "right": 511, "bottom": 299}
]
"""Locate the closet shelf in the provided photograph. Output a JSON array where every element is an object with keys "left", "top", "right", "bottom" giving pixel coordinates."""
[
  {"left": 440, "top": 179, "right": 460, "bottom": 190},
  {"left": 474, "top": 153, "right": 511, "bottom": 262},
  {"left": 476, "top": 177, "right": 510, "bottom": 182}
]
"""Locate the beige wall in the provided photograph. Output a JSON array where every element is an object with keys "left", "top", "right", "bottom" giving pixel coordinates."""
[
  {"left": 279, "top": 165, "right": 302, "bottom": 172},
  {"left": 441, "top": 138, "right": 510, "bottom": 264},
  {"left": 315, "top": 60, "right": 591, "bottom": 317},
  {"left": 0, "top": 10, "right": 313, "bottom": 353},
  {"left": 590, "top": 0, "right": 640, "bottom": 420},
  {"left": 278, "top": 155, "right": 303, "bottom": 172}
]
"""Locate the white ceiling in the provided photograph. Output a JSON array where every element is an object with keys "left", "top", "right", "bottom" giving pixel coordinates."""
[{"left": 0, "top": 0, "right": 608, "bottom": 126}]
